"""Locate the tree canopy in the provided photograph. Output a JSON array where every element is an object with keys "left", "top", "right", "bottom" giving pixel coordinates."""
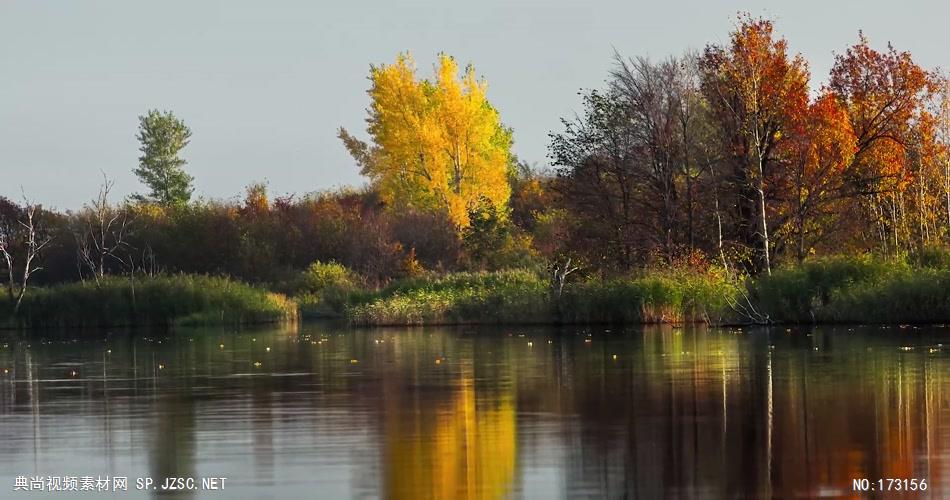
[
  {"left": 134, "top": 109, "right": 194, "bottom": 206},
  {"left": 340, "top": 53, "right": 513, "bottom": 228}
]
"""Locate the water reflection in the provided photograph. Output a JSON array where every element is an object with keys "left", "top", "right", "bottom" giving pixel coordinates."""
[{"left": 0, "top": 325, "right": 946, "bottom": 498}]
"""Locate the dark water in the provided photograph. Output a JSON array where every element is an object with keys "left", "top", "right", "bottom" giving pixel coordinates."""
[{"left": 0, "top": 324, "right": 947, "bottom": 499}]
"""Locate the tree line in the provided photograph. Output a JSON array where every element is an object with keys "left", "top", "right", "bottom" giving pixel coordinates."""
[
  {"left": 1, "top": 14, "right": 949, "bottom": 307},
  {"left": 551, "top": 16, "right": 948, "bottom": 275}
]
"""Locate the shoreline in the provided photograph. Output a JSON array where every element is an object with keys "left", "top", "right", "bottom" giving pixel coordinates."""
[{"left": 3, "top": 255, "right": 949, "bottom": 331}]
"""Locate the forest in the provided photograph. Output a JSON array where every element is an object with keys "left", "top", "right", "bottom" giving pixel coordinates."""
[{"left": 1, "top": 15, "right": 949, "bottom": 328}]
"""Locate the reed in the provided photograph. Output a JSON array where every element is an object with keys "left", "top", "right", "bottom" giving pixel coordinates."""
[
  {"left": 347, "top": 268, "right": 738, "bottom": 326},
  {"left": 751, "top": 252, "right": 950, "bottom": 324},
  {"left": 0, "top": 274, "right": 298, "bottom": 329}
]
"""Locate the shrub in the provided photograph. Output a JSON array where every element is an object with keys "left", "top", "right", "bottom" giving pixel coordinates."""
[{"left": 281, "top": 261, "right": 361, "bottom": 317}]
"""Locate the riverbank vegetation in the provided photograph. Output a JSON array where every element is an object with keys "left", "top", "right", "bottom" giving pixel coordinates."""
[
  {"left": 0, "top": 275, "right": 296, "bottom": 329},
  {"left": 347, "top": 252, "right": 950, "bottom": 326},
  {"left": 751, "top": 253, "right": 950, "bottom": 324},
  {"left": 1, "top": 14, "right": 949, "bottom": 328},
  {"left": 348, "top": 267, "right": 740, "bottom": 326}
]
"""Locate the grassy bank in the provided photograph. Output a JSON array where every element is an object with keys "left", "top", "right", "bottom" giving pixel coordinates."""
[
  {"left": 347, "top": 269, "right": 551, "bottom": 325},
  {"left": 4, "top": 253, "right": 947, "bottom": 330},
  {"left": 344, "top": 252, "right": 950, "bottom": 326},
  {"left": 558, "top": 270, "right": 740, "bottom": 325},
  {"left": 346, "top": 268, "right": 739, "bottom": 326},
  {"left": 1, "top": 275, "right": 297, "bottom": 329},
  {"left": 751, "top": 254, "right": 950, "bottom": 324}
]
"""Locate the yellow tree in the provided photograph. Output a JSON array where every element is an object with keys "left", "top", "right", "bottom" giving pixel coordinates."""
[{"left": 339, "top": 53, "right": 512, "bottom": 227}]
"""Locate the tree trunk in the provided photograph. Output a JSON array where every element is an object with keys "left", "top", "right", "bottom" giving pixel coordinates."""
[
  {"left": 756, "top": 177, "right": 771, "bottom": 275},
  {"left": 714, "top": 187, "right": 730, "bottom": 279},
  {"left": 685, "top": 165, "right": 694, "bottom": 252},
  {"left": 13, "top": 285, "right": 26, "bottom": 315},
  {"left": 3, "top": 254, "right": 14, "bottom": 303},
  {"left": 945, "top": 160, "right": 950, "bottom": 232},
  {"left": 452, "top": 144, "right": 462, "bottom": 195}
]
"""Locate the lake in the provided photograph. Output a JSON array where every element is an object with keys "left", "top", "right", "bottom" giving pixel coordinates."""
[{"left": 0, "top": 324, "right": 946, "bottom": 498}]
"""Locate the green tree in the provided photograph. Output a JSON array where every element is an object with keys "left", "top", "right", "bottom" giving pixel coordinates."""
[
  {"left": 134, "top": 110, "right": 194, "bottom": 206},
  {"left": 462, "top": 196, "right": 508, "bottom": 268}
]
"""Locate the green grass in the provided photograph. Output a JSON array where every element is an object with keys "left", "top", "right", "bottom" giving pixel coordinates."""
[
  {"left": 750, "top": 252, "right": 950, "bottom": 324},
  {"left": 1, "top": 274, "right": 298, "bottom": 329},
  {"left": 6, "top": 251, "right": 947, "bottom": 329},
  {"left": 347, "top": 269, "right": 551, "bottom": 325},
  {"left": 559, "top": 269, "right": 740, "bottom": 325},
  {"left": 349, "top": 254, "right": 950, "bottom": 326},
  {"left": 346, "top": 268, "right": 738, "bottom": 326}
]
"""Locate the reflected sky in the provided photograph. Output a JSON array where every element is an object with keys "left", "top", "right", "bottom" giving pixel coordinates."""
[{"left": 0, "top": 324, "right": 946, "bottom": 498}]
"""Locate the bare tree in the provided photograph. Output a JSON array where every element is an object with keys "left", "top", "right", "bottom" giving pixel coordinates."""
[
  {"left": 0, "top": 196, "right": 53, "bottom": 314},
  {"left": 610, "top": 54, "right": 684, "bottom": 261},
  {"left": 74, "top": 175, "right": 135, "bottom": 286},
  {"left": 551, "top": 257, "right": 579, "bottom": 299}
]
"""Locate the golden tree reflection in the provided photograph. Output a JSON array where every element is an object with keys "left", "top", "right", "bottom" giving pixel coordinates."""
[{"left": 382, "top": 361, "right": 516, "bottom": 500}]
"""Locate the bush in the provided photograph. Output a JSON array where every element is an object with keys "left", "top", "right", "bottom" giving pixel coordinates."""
[{"left": 282, "top": 261, "right": 360, "bottom": 317}]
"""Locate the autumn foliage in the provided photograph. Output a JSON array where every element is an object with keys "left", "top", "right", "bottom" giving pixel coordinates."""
[
  {"left": 1, "top": 16, "right": 949, "bottom": 299},
  {"left": 551, "top": 14, "right": 948, "bottom": 274},
  {"left": 339, "top": 53, "right": 512, "bottom": 228}
]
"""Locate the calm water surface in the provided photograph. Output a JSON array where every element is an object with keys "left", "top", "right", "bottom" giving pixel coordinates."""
[{"left": 0, "top": 324, "right": 947, "bottom": 498}]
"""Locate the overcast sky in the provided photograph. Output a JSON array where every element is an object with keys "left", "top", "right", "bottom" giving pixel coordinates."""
[{"left": 1, "top": 1, "right": 946, "bottom": 209}]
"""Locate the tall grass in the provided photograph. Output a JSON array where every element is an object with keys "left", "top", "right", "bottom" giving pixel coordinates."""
[
  {"left": 751, "top": 252, "right": 950, "bottom": 324},
  {"left": 559, "top": 269, "right": 739, "bottom": 324},
  {"left": 347, "top": 269, "right": 550, "bottom": 326},
  {"left": 7, "top": 251, "right": 945, "bottom": 329},
  {"left": 347, "top": 268, "right": 738, "bottom": 326},
  {"left": 1, "top": 274, "right": 298, "bottom": 329}
]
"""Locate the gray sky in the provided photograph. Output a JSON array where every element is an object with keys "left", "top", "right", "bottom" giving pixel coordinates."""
[{"left": 1, "top": 0, "right": 946, "bottom": 209}]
